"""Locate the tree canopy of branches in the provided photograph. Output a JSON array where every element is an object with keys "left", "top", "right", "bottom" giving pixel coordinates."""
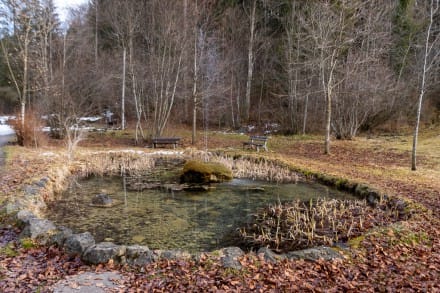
[{"left": 0, "top": 0, "right": 438, "bottom": 153}]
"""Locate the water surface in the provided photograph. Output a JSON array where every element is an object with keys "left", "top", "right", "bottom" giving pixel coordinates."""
[{"left": 48, "top": 176, "right": 356, "bottom": 252}]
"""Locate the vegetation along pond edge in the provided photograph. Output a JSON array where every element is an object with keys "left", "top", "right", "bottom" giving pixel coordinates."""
[{"left": 4, "top": 149, "right": 410, "bottom": 268}]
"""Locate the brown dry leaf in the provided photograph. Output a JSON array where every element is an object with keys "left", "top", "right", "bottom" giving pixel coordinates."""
[{"left": 69, "top": 282, "right": 80, "bottom": 289}]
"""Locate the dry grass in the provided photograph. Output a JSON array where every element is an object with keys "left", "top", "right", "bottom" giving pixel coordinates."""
[{"left": 239, "top": 197, "right": 408, "bottom": 253}]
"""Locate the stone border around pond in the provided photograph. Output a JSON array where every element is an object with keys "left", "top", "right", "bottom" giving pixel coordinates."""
[{"left": 6, "top": 150, "right": 386, "bottom": 267}]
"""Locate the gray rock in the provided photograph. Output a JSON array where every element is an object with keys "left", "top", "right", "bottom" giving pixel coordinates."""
[
  {"left": 64, "top": 232, "right": 95, "bottom": 256},
  {"left": 257, "top": 247, "right": 286, "bottom": 263},
  {"left": 53, "top": 271, "right": 125, "bottom": 293},
  {"left": 20, "top": 218, "right": 57, "bottom": 245},
  {"left": 16, "top": 209, "right": 37, "bottom": 224},
  {"left": 126, "top": 245, "right": 154, "bottom": 266},
  {"left": 34, "top": 177, "right": 49, "bottom": 188},
  {"left": 219, "top": 247, "right": 244, "bottom": 270},
  {"left": 91, "top": 194, "right": 113, "bottom": 206},
  {"left": 24, "top": 185, "right": 40, "bottom": 196},
  {"left": 6, "top": 201, "right": 20, "bottom": 214},
  {"left": 50, "top": 226, "right": 73, "bottom": 247},
  {"left": 367, "top": 192, "right": 379, "bottom": 206},
  {"left": 82, "top": 242, "right": 126, "bottom": 264},
  {"left": 158, "top": 250, "right": 192, "bottom": 260},
  {"left": 286, "top": 246, "right": 342, "bottom": 261}
]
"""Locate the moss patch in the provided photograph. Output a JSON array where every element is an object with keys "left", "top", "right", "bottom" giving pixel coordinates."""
[
  {"left": 180, "top": 160, "right": 233, "bottom": 184},
  {"left": 0, "top": 243, "right": 18, "bottom": 257},
  {"left": 20, "top": 238, "right": 37, "bottom": 249}
]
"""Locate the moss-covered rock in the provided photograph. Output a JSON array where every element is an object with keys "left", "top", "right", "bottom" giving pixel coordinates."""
[{"left": 180, "top": 160, "right": 233, "bottom": 184}]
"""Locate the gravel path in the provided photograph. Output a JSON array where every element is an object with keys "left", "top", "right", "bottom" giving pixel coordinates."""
[{"left": 52, "top": 271, "right": 126, "bottom": 293}]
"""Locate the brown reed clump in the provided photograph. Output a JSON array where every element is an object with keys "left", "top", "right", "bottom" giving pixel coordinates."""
[
  {"left": 74, "top": 150, "right": 157, "bottom": 177},
  {"left": 187, "top": 151, "right": 299, "bottom": 183},
  {"left": 239, "top": 198, "right": 404, "bottom": 252}
]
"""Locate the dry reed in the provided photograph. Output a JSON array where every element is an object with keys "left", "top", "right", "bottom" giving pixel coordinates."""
[
  {"left": 239, "top": 198, "right": 404, "bottom": 252},
  {"left": 187, "top": 151, "right": 299, "bottom": 183}
]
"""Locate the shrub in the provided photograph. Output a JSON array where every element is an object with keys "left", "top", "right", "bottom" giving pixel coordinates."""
[{"left": 10, "top": 112, "right": 47, "bottom": 147}]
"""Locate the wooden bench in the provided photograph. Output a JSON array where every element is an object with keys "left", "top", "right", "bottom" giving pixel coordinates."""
[
  {"left": 243, "top": 136, "right": 268, "bottom": 152},
  {"left": 152, "top": 137, "right": 181, "bottom": 149}
]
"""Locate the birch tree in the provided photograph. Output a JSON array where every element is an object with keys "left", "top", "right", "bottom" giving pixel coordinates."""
[{"left": 412, "top": 0, "right": 440, "bottom": 171}]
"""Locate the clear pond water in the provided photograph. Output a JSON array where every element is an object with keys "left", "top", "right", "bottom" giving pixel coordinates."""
[{"left": 47, "top": 176, "right": 356, "bottom": 252}]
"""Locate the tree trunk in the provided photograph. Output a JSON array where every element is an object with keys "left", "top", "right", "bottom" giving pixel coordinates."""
[
  {"left": 303, "top": 94, "right": 308, "bottom": 134},
  {"left": 411, "top": 0, "right": 437, "bottom": 171},
  {"left": 324, "top": 91, "right": 331, "bottom": 154},
  {"left": 244, "top": 0, "right": 256, "bottom": 123},
  {"left": 95, "top": 0, "right": 98, "bottom": 68},
  {"left": 192, "top": 25, "right": 198, "bottom": 145},
  {"left": 21, "top": 36, "right": 29, "bottom": 127},
  {"left": 121, "top": 47, "right": 126, "bottom": 130}
]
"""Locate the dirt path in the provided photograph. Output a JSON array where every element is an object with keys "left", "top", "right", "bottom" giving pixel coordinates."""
[{"left": 0, "top": 135, "right": 14, "bottom": 169}]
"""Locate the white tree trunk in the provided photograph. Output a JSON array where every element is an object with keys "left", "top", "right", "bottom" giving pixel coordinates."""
[
  {"left": 121, "top": 47, "right": 126, "bottom": 130},
  {"left": 411, "top": 0, "right": 438, "bottom": 171},
  {"left": 192, "top": 25, "right": 198, "bottom": 145}
]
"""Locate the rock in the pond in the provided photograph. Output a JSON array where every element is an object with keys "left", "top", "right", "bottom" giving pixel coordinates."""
[
  {"left": 219, "top": 247, "right": 244, "bottom": 270},
  {"left": 82, "top": 242, "right": 126, "bottom": 264},
  {"left": 246, "top": 186, "right": 265, "bottom": 192},
  {"left": 64, "top": 232, "right": 95, "bottom": 256},
  {"left": 286, "top": 246, "right": 342, "bottom": 261},
  {"left": 91, "top": 193, "right": 113, "bottom": 207},
  {"left": 180, "top": 160, "right": 233, "bottom": 184}
]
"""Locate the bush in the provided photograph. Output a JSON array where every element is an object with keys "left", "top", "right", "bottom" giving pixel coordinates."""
[{"left": 10, "top": 112, "right": 47, "bottom": 147}]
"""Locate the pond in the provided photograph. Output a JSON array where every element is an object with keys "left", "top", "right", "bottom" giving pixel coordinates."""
[{"left": 47, "top": 173, "right": 357, "bottom": 253}]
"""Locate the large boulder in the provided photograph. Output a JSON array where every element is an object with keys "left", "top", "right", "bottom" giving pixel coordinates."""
[
  {"left": 126, "top": 245, "right": 155, "bottom": 266},
  {"left": 20, "top": 218, "right": 57, "bottom": 245},
  {"left": 82, "top": 242, "right": 126, "bottom": 264},
  {"left": 180, "top": 160, "right": 233, "bottom": 184},
  {"left": 219, "top": 247, "right": 244, "bottom": 270},
  {"left": 64, "top": 232, "right": 95, "bottom": 256}
]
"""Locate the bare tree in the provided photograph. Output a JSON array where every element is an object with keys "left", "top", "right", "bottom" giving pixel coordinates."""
[
  {"left": 144, "top": 0, "right": 185, "bottom": 137},
  {"left": 244, "top": 0, "right": 257, "bottom": 124},
  {"left": 412, "top": 0, "right": 440, "bottom": 171},
  {"left": 0, "top": 0, "right": 40, "bottom": 126}
]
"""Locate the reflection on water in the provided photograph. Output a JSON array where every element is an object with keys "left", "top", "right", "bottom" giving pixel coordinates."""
[{"left": 47, "top": 176, "right": 356, "bottom": 252}]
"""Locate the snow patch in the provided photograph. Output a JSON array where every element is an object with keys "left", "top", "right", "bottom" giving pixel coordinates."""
[{"left": 0, "top": 124, "right": 14, "bottom": 136}]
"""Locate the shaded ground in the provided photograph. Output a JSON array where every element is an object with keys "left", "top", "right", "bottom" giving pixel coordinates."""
[{"left": 0, "top": 127, "right": 439, "bottom": 291}]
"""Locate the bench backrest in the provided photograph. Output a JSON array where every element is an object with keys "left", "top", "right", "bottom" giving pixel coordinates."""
[
  {"left": 250, "top": 136, "right": 268, "bottom": 142},
  {"left": 152, "top": 137, "right": 181, "bottom": 142}
]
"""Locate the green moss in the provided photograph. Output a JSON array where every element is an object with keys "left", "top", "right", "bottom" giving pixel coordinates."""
[
  {"left": 335, "top": 178, "right": 349, "bottom": 189},
  {"left": 20, "top": 238, "right": 37, "bottom": 249},
  {"left": 0, "top": 243, "right": 18, "bottom": 257},
  {"left": 181, "top": 160, "right": 233, "bottom": 184},
  {"left": 348, "top": 235, "right": 366, "bottom": 249}
]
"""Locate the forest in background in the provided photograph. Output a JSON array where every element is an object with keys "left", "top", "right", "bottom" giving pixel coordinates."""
[{"left": 0, "top": 0, "right": 439, "bottom": 142}]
